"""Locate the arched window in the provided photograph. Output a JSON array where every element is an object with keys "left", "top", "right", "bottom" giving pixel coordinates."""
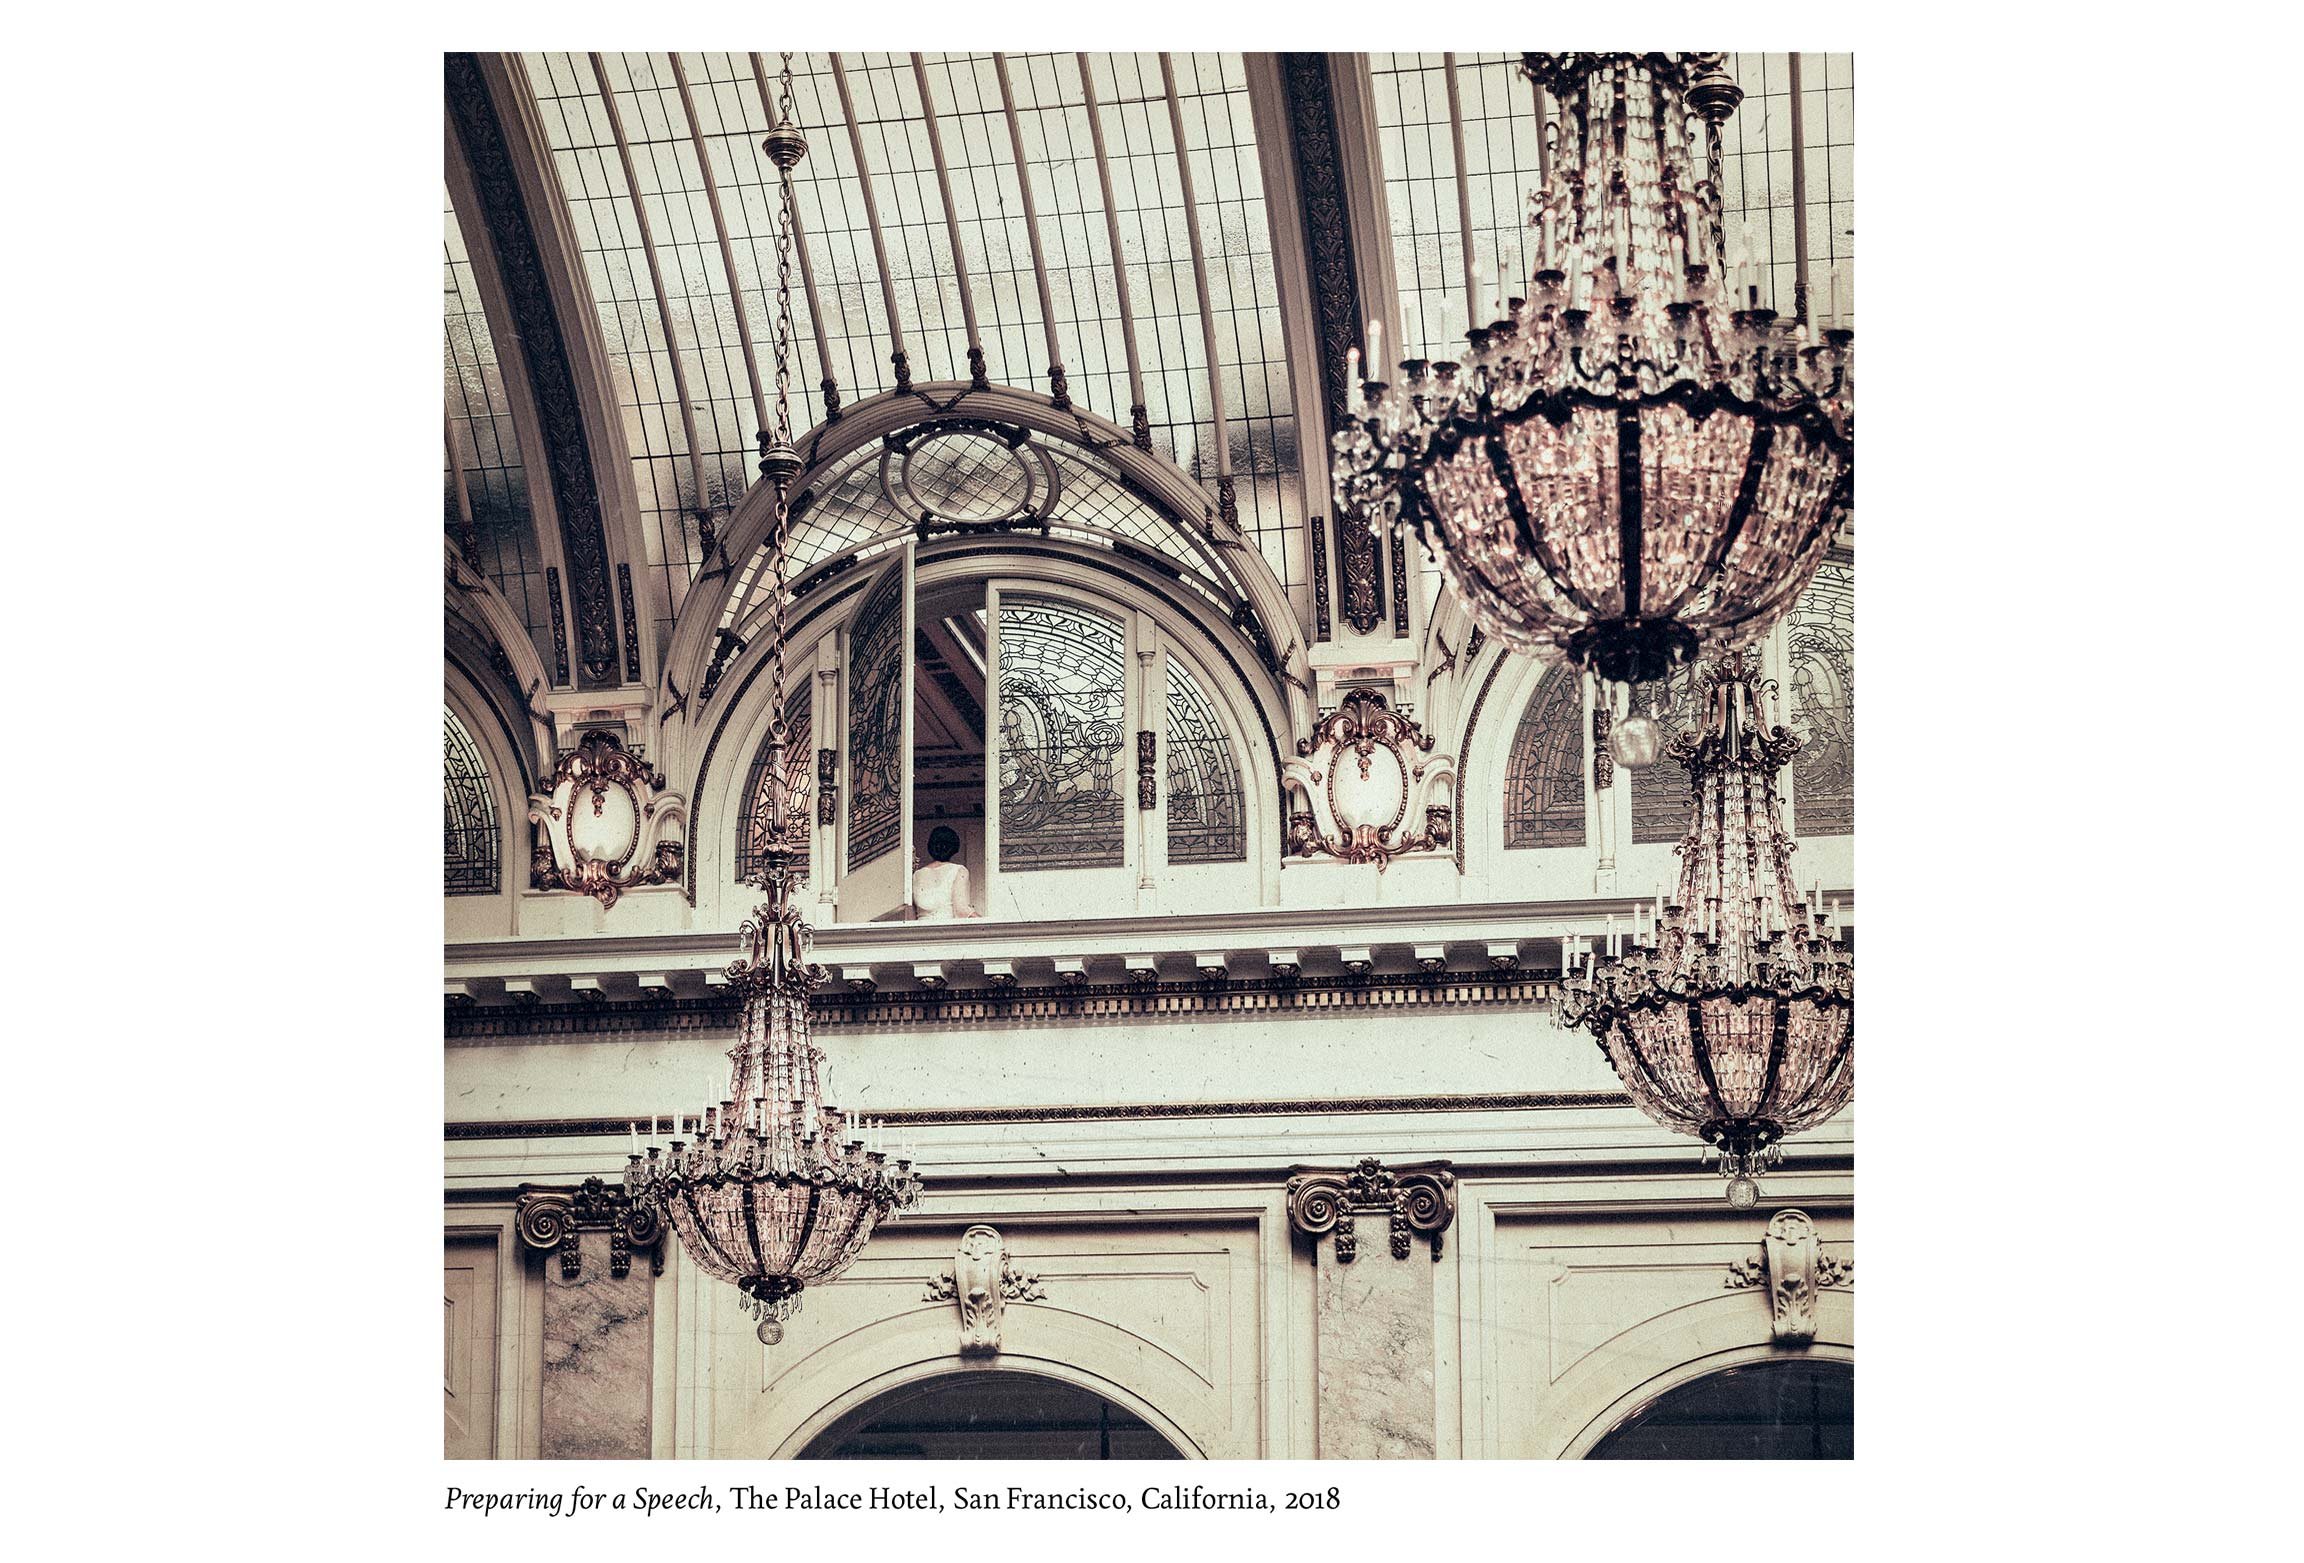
[
  {"left": 736, "top": 687, "right": 814, "bottom": 885},
  {"left": 799, "top": 1372, "right": 1186, "bottom": 1461},
  {"left": 1787, "top": 558, "right": 1854, "bottom": 836},
  {"left": 996, "top": 596, "right": 1128, "bottom": 873},
  {"left": 1588, "top": 1359, "right": 1852, "bottom": 1460},
  {"left": 443, "top": 706, "right": 500, "bottom": 895},
  {"left": 1628, "top": 663, "right": 1700, "bottom": 844},
  {"left": 1165, "top": 657, "right": 1246, "bottom": 864},
  {"left": 1503, "top": 665, "right": 1586, "bottom": 848}
]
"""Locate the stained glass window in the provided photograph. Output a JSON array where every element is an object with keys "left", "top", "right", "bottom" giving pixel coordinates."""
[
  {"left": 1628, "top": 663, "right": 1699, "bottom": 845},
  {"left": 736, "top": 687, "right": 815, "bottom": 884},
  {"left": 1165, "top": 657, "right": 1245, "bottom": 864},
  {"left": 1503, "top": 666, "right": 1585, "bottom": 849},
  {"left": 998, "top": 596, "right": 1127, "bottom": 871},
  {"left": 444, "top": 707, "right": 501, "bottom": 895},
  {"left": 847, "top": 564, "right": 907, "bottom": 870},
  {"left": 1786, "top": 558, "right": 1853, "bottom": 836}
]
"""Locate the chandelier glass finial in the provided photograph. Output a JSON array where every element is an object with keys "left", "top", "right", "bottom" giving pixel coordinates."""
[
  {"left": 1332, "top": 53, "right": 1853, "bottom": 684},
  {"left": 624, "top": 52, "right": 921, "bottom": 1339},
  {"left": 1557, "top": 651, "right": 1853, "bottom": 1199}
]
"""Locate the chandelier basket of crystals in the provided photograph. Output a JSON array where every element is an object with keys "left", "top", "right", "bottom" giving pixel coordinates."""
[
  {"left": 623, "top": 54, "right": 922, "bottom": 1344},
  {"left": 1557, "top": 651, "right": 1852, "bottom": 1206},
  {"left": 1332, "top": 52, "right": 1852, "bottom": 716}
]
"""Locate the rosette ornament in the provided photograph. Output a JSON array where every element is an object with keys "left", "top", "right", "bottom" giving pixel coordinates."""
[
  {"left": 1331, "top": 53, "right": 1853, "bottom": 684},
  {"left": 1557, "top": 653, "right": 1852, "bottom": 1204}
]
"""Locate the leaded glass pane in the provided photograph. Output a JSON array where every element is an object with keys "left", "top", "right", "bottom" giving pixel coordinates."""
[
  {"left": 737, "top": 687, "right": 815, "bottom": 884},
  {"left": 1628, "top": 663, "right": 1699, "bottom": 844},
  {"left": 444, "top": 707, "right": 500, "bottom": 895},
  {"left": 998, "top": 596, "right": 1126, "bottom": 872},
  {"left": 1503, "top": 666, "right": 1585, "bottom": 849},
  {"left": 1787, "top": 558, "right": 1853, "bottom": 836},
  {"left": 1165, "top": 658, "right": 1245, "bottom": 864},
  {"left": 847, "top": 565, "right": 906, "bottom": 870}
]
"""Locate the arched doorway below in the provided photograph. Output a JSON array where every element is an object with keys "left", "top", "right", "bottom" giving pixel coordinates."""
[
  {"left": 1588, "top": 1359, "right": 1853, "bottom": 1460},
  {"left": 799, "top": 1371, "right": 1188, "bottom": 1460}
]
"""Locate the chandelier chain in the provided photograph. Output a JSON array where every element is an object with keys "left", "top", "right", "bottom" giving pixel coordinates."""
[{"left": 766, "top": 50, "right": 799, "bottom": 732}]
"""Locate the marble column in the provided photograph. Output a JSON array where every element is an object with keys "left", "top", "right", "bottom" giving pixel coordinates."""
[{"left": 539, "top": 1228, "right": 655, "bottom": 1459}]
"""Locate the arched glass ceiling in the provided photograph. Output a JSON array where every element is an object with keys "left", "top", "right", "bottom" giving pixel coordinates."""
[
  {"left": 518, "top": 50, "right": 1305, "bottom": 645},
  {"left": 718, "top": 428, "right": 1245, "bottom": 647},
  {"left": 1369, "top": 51, "right": 1855, "bottom": 362},
  {"left": 444, "top": 186, "right": 555, "bottom": 673}
]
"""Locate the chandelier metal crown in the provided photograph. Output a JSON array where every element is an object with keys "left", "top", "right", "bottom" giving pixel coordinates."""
[
  {"left": 1557, "top": 652, "right": 1853, "bottom": 1203},
  {"left": 1331, "top": 52, "right": 1853, "bottom": 684},
  {"left": 623, "top": 54, "right": 921, "bottom": 1342}
]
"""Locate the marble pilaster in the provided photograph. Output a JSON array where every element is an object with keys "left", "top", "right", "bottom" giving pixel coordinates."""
[
  {"left": 539, "top": 1227, "right": 655, "bottom": 1459},
  {"left": 1312, "top": 1238, "right": 1437, "bottom": 1458}
]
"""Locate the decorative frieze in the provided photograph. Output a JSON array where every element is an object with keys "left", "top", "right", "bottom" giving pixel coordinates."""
[
  {"left": 1723, "top": 1208, "right": 1853, "bottom": 1345},
  {"left": 1287, "top": 1156, "right": 1456, "bottom": 1261},
  {"left": 922, "top": 1225, "right": 1046, "bottom": 1355}
]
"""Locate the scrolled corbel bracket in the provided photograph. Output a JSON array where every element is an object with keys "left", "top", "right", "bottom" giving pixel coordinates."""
[
  {"left": 923, "top": 1224, "right": 1046, "bottom": 1355},
  {"left": 1287, "top": 1156, "right": 1455, "bottom": 1262},
  {"left": 1723, "top": 1208, "right": 1853, "bottom": 1345}
]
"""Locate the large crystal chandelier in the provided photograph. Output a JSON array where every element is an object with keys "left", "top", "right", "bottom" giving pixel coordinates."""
[
  {"left": 624, "top": 56, "right": 921, "bottom": 1343},
  {"left": 1332, "top": 53, "right": 1853, "bottom": 685},
  {"left": 1557, "top": 653, "right": 1852, "bottom": 1205}
]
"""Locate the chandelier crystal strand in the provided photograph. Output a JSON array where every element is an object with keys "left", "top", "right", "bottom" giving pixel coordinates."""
[
  {"left": 1557, "top": 651, "right": 1852, "bottom": 1204},
  {"left": 625, "top": 55, "right": 922, "bottom": 1343},
  {"left": 1332, "top": 53, "right": 1853, "bottom": 686}
]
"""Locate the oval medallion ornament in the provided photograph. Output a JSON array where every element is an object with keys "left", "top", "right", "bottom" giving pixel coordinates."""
[
  {"left": 566, "top": 776, "right": 641, "bottom": 866},
  {"left": 527, "top": 731, "right": 689, "bottom": 911},
  {"left": 1329, "top": 741, "right": 1408, "bottom": 836},
  {"left": 1282, "top": 689, "right": 1457, "bottom": 871}
]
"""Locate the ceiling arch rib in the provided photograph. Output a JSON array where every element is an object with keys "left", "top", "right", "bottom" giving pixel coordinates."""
[
  {"left": 442, "top": 184, "right": 559, "bottom": 680},
  {"left": 515, "top": 51, "right": 1313, "bottom": 633}
]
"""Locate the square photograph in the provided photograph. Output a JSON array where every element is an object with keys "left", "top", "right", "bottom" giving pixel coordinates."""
[{"left": 442, "top": 48, "right": 1854, "bottom": 1462}]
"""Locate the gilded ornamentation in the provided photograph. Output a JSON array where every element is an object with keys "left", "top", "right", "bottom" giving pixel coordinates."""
[
  {"left": 1309, "top": 514, "right": 1334, "bottom": 639},
  {"left": 1130, "top": 404, "right": 1151, "bottom": 452},
  {"left": 1282, "top": 689, "right": 1457, "bottom": 870},
  {"left": 616, "top": 562, "right": 643, "bottom": 682},
  {"left": 545, "top": 568, "right": 571, "bottom": 686},
  {"left": 1287, "top": 1157, "right": 1455, "bottom": 1261},
  {"left": 1723, "top": 1209, "right": 1852, "bottom": 1346},
  {"left": 924, "top": 1225, "right": 1045, "bottom": 1355},
  {"left": 515, "top": 1177, "right": 665, "bottom": 1281},
  {"left": 527, "top": 731, "right": 688, "bottom": 909},
  {"left": 1136, "top": 729, "right": 1157, "bottom": 810},
  {"left": 817, "top": 748, "right": 839, "bottom": 826}
]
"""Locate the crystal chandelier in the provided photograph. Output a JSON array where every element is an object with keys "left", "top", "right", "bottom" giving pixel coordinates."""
[
  {"left": 1332, "top": 53, "right": 1853, "bottom": 686},
  {"left": 1557, "top": 652, "right": 1852, "bottom": 1205},
  {"left": 624, "top": 56, "right": 921, "bottom": 1343}
]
